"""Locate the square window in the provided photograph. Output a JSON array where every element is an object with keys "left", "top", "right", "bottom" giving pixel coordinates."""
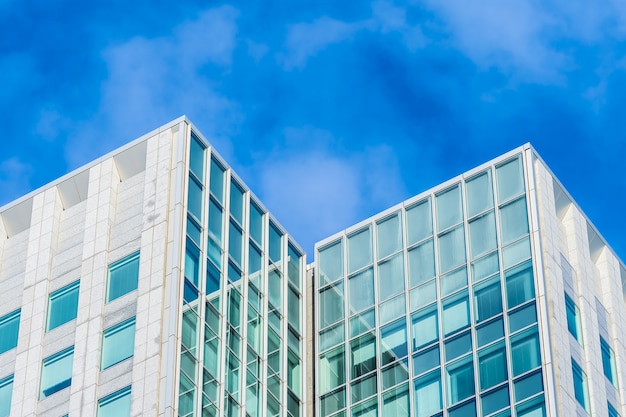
[
  {"left": 102, "top": 317, "right": 136, "bottom": 369},
  {"left": 0, "top": 310, "right": 20, "bottom": 355},
  {"left": 107, "top": 252, "right": 140, "bottom": 302},
  {"left": 41, "top": 347, "right": 74, "bottom": 398},
  {"left": 47, "top": 281, "right": 79, "bottom": 331},
  {"left": 98, "top": 386, "right": 131, "bottom": 417},
  {"left": 0, "top": 375, "right": 13, "bottom": 417}
]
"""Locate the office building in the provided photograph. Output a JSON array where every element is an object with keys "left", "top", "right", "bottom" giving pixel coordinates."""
[{"left": 0, "top": 118, "right": 625, "bottom": 417}]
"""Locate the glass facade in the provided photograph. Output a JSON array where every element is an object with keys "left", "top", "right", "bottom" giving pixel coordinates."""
[
  {"left": 178, "top": 132, "right": 305, "bottom": 416},
  {"left": 315, "top": 154, "right": 546, "bottom": 417}
]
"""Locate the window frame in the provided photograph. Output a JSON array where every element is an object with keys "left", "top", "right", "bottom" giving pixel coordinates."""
[
  {"left": 106, "top": 251, "right": 140, "bottom": 303},
  {"left": 46, "top": 281, "right": 80, "bottom": 332},
  {"left": 97, "top": 385, "right": 132, "bottom": 417},
  {"left": 101, "top": 317, "right": 136, "bottom": 370},
  {"left": 40, "top": 346, "right": 74, "bottom": 399},
  {"left": 0, "top": 310, "right": 20, "bottom": 355}
]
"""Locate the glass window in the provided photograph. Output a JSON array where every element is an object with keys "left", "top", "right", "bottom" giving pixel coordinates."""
[
  {"left": 601, "top": 337, "right": 617, "bottom": 386},
  {"left": 413, "top": 345, "right": 440, "bottom": 376},
  {"left": 206, "top": 260, "right": 221, "bottom": 296},
  {"left": 377, "top": 253, "right": 405, "bottom": 301},
  {"left": 383, "top": 383, "right": 409, "bottom": 415},
  {"left": 438, "top": 225, "right": 466, "bottom": 273},
  {"left": 350, "top": 309, "right": 376, "bottom": 338},
  {"left": 288, "top": 285, "right": 300, "bottom": 332},
  {"left": 449, "top": 399, "right": 477, "bottom": 417},
  {"left": 229, "top": 180, "right": 244, "bottom": 225},
  {"left": 447, "top": 357, "right": 475, "bottom": 405},
  {"left": 320, "top": 388, "right": 345, "bottom": 416},
  {"left": 479, "top": 343, "right": 507, "bottom": 390},
  {"left": 481, "top": 385, "right": 510, "bottom": 416},
  {"left": 496, "top": 156, "right": 524, "bottom": 203},
  {"left": 319, "top": 240, "right": 343, "bottom": 286},
  {"left": 406, "top": 198, "right": 432, "bottom": 245},
  {"left": 319, "top": 283, "right": 344, "bottom": 328},
  {"left": 466, "top": 170, "right": 494, "bottom": 218},
  {"left": 380, "top": 319, "right": 408, "bottom": 365},
  {"left": 351, "top": 374, "right": 377, "bottom": 403},
  {"left": 348, "top": 227, "right": 373, "bottom": 273},
  {"left": 352, "top": 397, "right": 377, "bottom": 417},
  {"left": 0, "top": 310, "right": 20, "bottom": 355},
  {"left": 414, "top": 372, "right": 442, "bottom": 417},
  {"left": 47, "top": 281, "right": 80, "bottom": 332},
  {"left": 411, "top": 306, "right": 438, "bottom": 350},
  {"left": 445, "top": 332, "right": 472, "bottom": 362},
  {"left": 408, "top": 239, "right": 435, "bottom": 287},
  {"left": 249, "top": 201, "right": 264, "bottom": 246},
  {"left": 516, "top": 397, "right": 546, "bottom": 417},
  {"left": 377, "top": 213, "right": 402, "bottom": 260},
  {"left": 102, "top": 317, "right": 136, "bottom": 369},
  {"left": 436, "top": 185, "right": 462, "bottom": 231},
  {"left": 572, "top": 359, "right": 589, "bottom": 411},
  {"left": 288, "top": 243, "right": 302, "bottom": 288},
  {"left": 565, "top": 294, "right": 582, "bottom": 343},
  {"left": 229, "top": 221, "right": 243, "bottom": 266},
  {"left": 0, "top": 375, "right": 13, "bottom": 417},
  {"left": 440, "top": 267, "right": 467, "bottom": 297},
  {"left": 288, "top": 350, "right": 301, "bottom": 397},
  {"left": 319, "top": 345, "right": 345, "bottom": 394},
  {"left": 348, "top": 268, "right": 374, "bottom": 314},
  {"left": 502, "top": 237, "right": 531, "bottom": 268},
  {"left": 469, "top": 211, "right": 497, "bottom": 259},
  {"left": 514, "top": 370, "right": 543, "bottom": 402},
  {"left": 443, "top": 294, "right": 470, "bottom": 335},
  {"left": 511, "top": 330, "right": 541, "bottom": 376},
  {"left": 505, "top": 260, "right": 534, "bottom": 309},
  {"left": 608, "top": 402, "right": 620, "bottom": 417},
  {"left": 189, "top": 133, "right": 205, "bottom": 181},
  {"left": 477, "top": 318, "right": 504, "bottom": 347},
  {"left": 472, "top": 251, "right": 499, "bottom": 282},
  {"left": 209, "top": 157, "right": 225, "bottom": 203},
  {"left": 474, "top": 278, "right": 503, "bottom": 323},
  {"left": 187, "top": 175, "right": 203, "bottom": 221},
  {"left": 185, "top": 241, "right": 200, "bottom": 288},
  {"left": 107, "top": 252, "right": 140, "bottom": 303},
  {"left": 499, "top": 197, "right": 529, "bottom": 244},
  {"left": 186, "top": 216, "right": 202, "bottom": 246},
  {"left": 40, "top": 346, "right": 74, "bottom": 398},
  {"left": 508, "top": 302, "right": 537, "bottom": 333},
  {"left": 208, "top": 199, "right": 223, "bottom": 246},
  {"left": 320, "top": 322, "right": 345, "bottom": 352},
  {"left": 410, "top": 279, "right": 437, "bottom": 312},
  {"left": 98, "top": 386, "right": 131, "bottom": 417},
  {"left": 351, "top": 334, "right": 376, "bottom": 379},
  {"left": 269, "top": 222, "right": 282, "bottom": 264}
]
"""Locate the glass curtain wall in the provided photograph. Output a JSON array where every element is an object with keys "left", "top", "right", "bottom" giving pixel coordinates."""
[{"left": 316, "top": 153, "right": 546, "bottom": 417}]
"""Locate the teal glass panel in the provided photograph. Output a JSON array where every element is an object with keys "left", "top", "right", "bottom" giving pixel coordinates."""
[
  {"left": 349, "top": 309, "right": 376, "bottom": 338},
  {"left": 209, "top": 157, "right": 225, "bottom": 203},
  {"left": 514, "top": 370, "right": 543, "bottom": 402},
  {"left": 381, "top": 318, "right": 408, "bottom": 365},
  {"left": 248, "top": 242, "right": 262, "bottom": 280},
  {"left": 382, "top": 383, "right": 409, "bottom": 415},
  {"left": 445, "top": 331, "right": 472, "bottom": 362},
  {"left": 351, "top": 334, "right": 377, "bottom": 379},
  {"left": 349, "top": 268, "right": 374, "bottom": 314},
  {"left": 382, "top": 360, "right": 409, "bottom": 389},
  {"left": 288, "top": 285, "right": 300, "bottom": 331},
  {"left": 411, "top": 305, "right": 438, "bottom": 350},
  {"left": 186, "top": 216, "right": 202, "bottom": 247},
  {"left": 436, "top": 185, "right": 462, "bottom": 231},
  {"left": 408, "top": 239, "right": 435, "bottom": 286},
  {"left": 247, "top": 308, "right": 262, "bottom": 354},
  {"left": 505, "top": 260, "right": 535, "bottom": 309},
  {"left": 288, "top": 390, "right": 300, "bottom": 417},
  {"left": 288, "top": 350, "right": 301, "bottom": 397},
  {"left": 446, "top": 357, "right": 475, "bottom": 405},
  {"left": 179, "top": 370, "right": 196, "bottom": 416},
  {"left": 508, "top": 302, "right": 536, "bottom": 333},
  {"left": 448, "top": 399, "right": 476, "bottom": 417},
  {"left": 98, "top": 386, "right": 131, "bottom": 417},
  {"left": 379, "top": 294, "right": 405, "bottom": 324},
  {"left": 479, "top": 343, "right": 507, "bottom": 390},
  {"left": 319, "top": 240, "right": 343, "bottom": 286},
  {"left": 206, "top": 260, "right": 221, "bottom": 296},
  {"left": 188, "top": 175, "right": 203, "bottom": 221},
  {"left": 102, "top": 317, "right": 136, "bottom": 369},
  {"left": 268, "top": 269, "right": 282, "bottom": 312},
  {"left": 377, "top": 252, "right": 405, "bottom": 301},
  {"left": 351, "top": 374, "right": 377, "bottom": 403},
  {"left": 189, "top": 133, "right": 205, "bottom": 181},
  {"left": 40, "top": 347, "right": 74, "bottom": 398},
  {"left": 352, "top": 397, "right": 377, "bottom": 417},
  {"left": 572, "top": 360, "right": 588, "bottom": 410},
  {"left": 249, "top": 201, "right": 264, "bottom": 246},
  {"left": 0, "top": 310, "right": 20, "bottom": 355},
  {"left": 414, "top": 372, "right": 442, "bottom": 417},
  {"left": 443, "top": 294, "right": 470, "bottom": 335},
  {"left": 474, "top": 277, "right": 503, "bottom": 323},
  {"left": 288, "top": 243, "right": 302, "bottom": 288},
  {"left": 511, "top": 329, "right": 541, "bottom": 376},
  {"left": 601, "top": 337, "right": 617, "bottom": 386},
  {"left": 269, "top": 222, "right": 282, "bottom": 264},
  {"left": 182, "top": 309, "right": 199, "bottom": 353},
  {"left": 229, "top": 221, "right": 243, "bottom": 266},
  {"left": 466, "top": 170, "right": 494, "bottom": 218},
  {"left": 348, "top": 227, "right": 373, "bottom": 273},
  {"left": 565, "top": 294, "right": 582, "bottom": 343},
  {"left": 502, "top": 237, "right": 531, "bottom": 268},
  {"left": 440, "top": 266, "right": 467, "bottom": 296},
  {"left": 207, "top": 238, "right": 222, "bottom": 270},
  {"left": 0, "top": 375, "right": 13, "bottom": 417},
  {"left": 413, "top": 346, "right": 439, "bottom": 376},
  {"left": 320, "top": 388, "right": 345, "bottom": 415},
  {"left": 406, "top": 198, "right": 432, "bottom": 245},
  {"left": 516, "top": 396, "right": 546, "bottom": 417},
  {"left": 320, "top": 282, "right": 344, "bottom": 328},
  {"left": 481, "top": 385, "right": 510, "bottom": 416},
  {"left": 185, "top": 241, "right": 200, "bottom": 287},
  {"left": 229, "top": 180, "right": 244, "bottom": 225},
  {"left": 469, "top": 211, "right": 497, "bottom": 259},
  {"left": 319, "top": 346, "right": 345, "bottom": 394},
  {"left": 496, "top": 156, "right": 524, "bottom": 203},
  {"left": 410, "top": 279, "right": 437, "bottom": 312},
  {"left": 471, "top": 251, "right": 499, "bottom": 282},
  {"left": 438, "top": 225, "right": 466, "bottom": 273},
  {"left": 499, "top": 197, "right": 529, "bottom": 244},
  {"left": 320, "top": 322, "right": 345, "bottom": 352},
  {"left": 107, "top": 252, "right": 140, "bottom": 302},
  {"left": 377, "top": 213, "right": 402, "bottom": 259},
  {"left": 477, "top": 317, "right": 504, "bottom": 347}
]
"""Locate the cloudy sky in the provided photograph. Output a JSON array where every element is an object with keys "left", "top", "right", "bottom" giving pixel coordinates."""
[{"left": 1, "top": 0, "right": 625, "bottom": 258}]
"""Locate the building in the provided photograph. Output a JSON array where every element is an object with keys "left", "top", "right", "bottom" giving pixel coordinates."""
[
  {"left": 0, "top": 117, "right": 307, "bottom": 417},
  {"left": 0, "top": 118, "right": 624, "bottom": 417},
  {"left": 314, "top": 146, "right": 626, "bottom": 417}
]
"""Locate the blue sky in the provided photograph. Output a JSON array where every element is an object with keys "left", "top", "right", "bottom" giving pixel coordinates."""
[{"left": 1, "top": 1, "right": 625, "bottom": 258}]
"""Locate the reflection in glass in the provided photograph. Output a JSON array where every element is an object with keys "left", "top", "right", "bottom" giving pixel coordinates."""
[
  {"left": 440, "top": 267, "right": 467, "bottom": 296},
  {"left": 410, "top": 280, "right": 437, "bottom": 312},
  {"left": 408, "top": 239, "right": 435, "bottom": 287},
  {"left": 414, "top": 372, "right": 442, "bottom": 417},
  {"left": 319, "top": 240, "right": 344, "bottom": 286},
  {"left": 511, "top": 330, "right": 541, "bottom": 376},
  {"left": 411, "top": 306, "right": 438, "bottom": 350},
  {"left": 351, "top": 334, "right": 377, "bottom": 379},
  {"left": 469, "top": 211, "right": 497, "bottom": 259},
  {"left": 436, "top": 185, "right": 462, "bottom": 231},
  {"left": 378, "top": 253, "right": 405, "bottom": 301},
  {"left": 474, "top": 278, "right": 503, "bottom": 322},
  {"left": 479, "top": 344, "right": 507, "bottom": 390},
  {"left": 438, "top": 225, "right": 466, "bottom": 273},
  {"left": 319, "top": 346, "right": 345, "bottom": 394},
  {"left": 229, "top": 180, "right": 244, "bottom": 225},
  {"left": 446, "top": 357, "right": 475, "bottom": 405},
  {"left": 349, "top": 268, "right": 374, "bottom": 313},
  {"left": 320, "top": 283, "right": 344, "bottom": 328},
  {"left": 466, "top": 170, "right": 493, "bottom": 218},
  {"left": 496, "top": 156, "right": 524, "bottom": 203},
  {"left": 443, "top": 295, "right": 470, "bottom": 335},
  {"left": 209, "top": 158, "right": 225, "bottom": 203},
  {"left": 377, "top": 214, "right": 402, "bottom": 259},
  {"left": 381, "top": 319, "right": 408, "bottom": 365},
  {"left": 348, "top": 227, "right": 373, "bottom": 273},
  {"left": 505, "top": 261, "right": 535, "bottom": 309},
  {"left": 406, "top": 199, "right": 432, "bottom": 245},
  {"left": 500, "top": 197, "right": 529, "bottom": 244}
]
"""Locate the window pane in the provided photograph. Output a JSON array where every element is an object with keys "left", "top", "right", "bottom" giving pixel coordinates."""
[
  {"left": 438, "top": 225, "right": 466, "bottom": 273},
  {"left": 0, "top": 310, "right": 20, "bottom": 355},
  {"left": 41, "top": 347, "right": 74, "bottom": 398},
  {"left": 348, "top": 227, "right": 373, "bottom": 273},
  {"left": 98, "top": 386, "right": 131, "bottom": 417},
  {"left": 474, "top": 278, "right": 503, "bottom": 323},
  {"left": 269, "top": 222, "right": 282, "bottom": 264},
  {"left": 447, "top": 358, "right": 475, "bottom": 405},
  {"left": 107, "top": 252, "right": 140, "bottom": 302},
  {"left": 319, "top": 240, "right": 343, "bottom": 286},
  {"left": 320, "top": 388, "right": 345, "bottom": 415},
  {"left": 186, "top": 216, "right": 202, "bottom": 247},
  {"left": 406, "top": 199, "right": 432, "bottom": 245},
  {"left": 505, "top": 261, "right": 535, "bottom": 309},
  {"left": 102, "top": 318, "right": 136, "bottom": 369},
  {"left": 319, "top": 346, "right": 345, "bottom": 394},
  {"left": 350, "top": 309, "right": 376, "bottom": 338},
  {"left": 410, "top": 279, "right": 437, "bottom": 312},
  {"left": 414, "top": 372, "right": 442, "bottom": 417},
  {"left": 381, "top": 319, "right": 408, "bottom": 365},
  {"left": 188, "top": 175, "right": 203, "bottom": 221},
  {"left": 351, "top": 334, "right": 377, "bottom": 379},
  {"left": 377, "top": 214, "right": 402, "bottom": 259},
  {"left": 440, "top": 267, "right": 467, "bottom": 297},
  {"left": 502, "top": 237, "right": 531, "bottom": 269},
  {"left": 352, "top": 396, "right": 377, "bottom": 417},
  {"left": 436, "top": 185, "right": 462, "bottom": 231},
  {"left": 383, "top": 383, "right": 409, "bottom": 415},
  {"left": 499, "top": 197, "right": 529, "bottom": 244},
  {"left": 288, "top": 285, "right": 300, "bottom": 332},
  {"left": 288, "top": 244, "right": 302, "bottom": 288},
  {"left": 479, "top": 344, "right": 507, "bottom": 390},
  {"left": 230, "top": 180, "right": 244, "bottom": 225},
  {"left": 601, "top": 337, "right": 617, "bottom": 386},
  {"left": 469, "top": 211, "right": 497, "bottom": 259},
  {"left": 508, "top": 302, "right": 537, "bottom": 333},
  {"left": 471, "top": 251, "right": 499, "bottom": 282},
  {"left": 466, "top": 170, "right": 493, "bottom": 218},
  {"left": 209, "top": 157, "right": 225, "bottom": 203},
  {"left": 572, "top": 360, "right": 588, "bottom": 410},
  {"left": 185, "top": 242, "right": 200, "bottom": 288},
  {"left": 229, "top": 221, "right": 243, "bottom": 266},
  {"left": 206, "top": 260, "right": 221, "bottom": 296},
  {"left": 511, "top": 330, "right": 541, "bottom": 376},
  {"left": 481, "top": 385, "right": 510, "bottom": 416},
  {"left": 249, "top": 201, "right": 264, "bottom": 246},
  {"left": 496, "top": 156, "right": 524, "bottom": 203},
  {"left": 477, "top": 318, "right": 504, "bottom": 347},
  {"left": 443, "top": 295, "right": 470, "bottom": 335},
  {"left": 320, "top": 283, "right": 344, "bottom": 328},
  {"left": 320, "top": 322, "right": 345, "bottom": 352},
  {"left": 445, "top": 332, "right": 472, "bottom": 362},
  {"left": 349, "top": 268, "right": 375, "bottom": 314},
  {"left": 378, "top": 253, "right": 405, "bottom": 301},
  {"left": 208, "top": 199, "right": 223, "bottom": 246},
  {"left": 0, "top": 375, "right": 13, "bottom": 417},
  {"left": 412, "top": 306, "right": 438, "bottom": 350},
  {"left": 565, "top": 294, "right": 582, "bottom": 343},
  {"left": 408, "top": 239, "right": 435, "bottom": 287},
  {"left": 189, "top": 133, "right": 205, "bottom": 181},
  {"left": 514, "top": 370, "right": 543, "bottom": 402},
  {"left": 352, "top": 374, "right": 377, "bottom": 403}
]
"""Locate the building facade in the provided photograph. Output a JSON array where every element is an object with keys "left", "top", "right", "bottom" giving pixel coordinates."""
[{"left": 0, "top": 119, "right": 624, "bottom": 417}]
